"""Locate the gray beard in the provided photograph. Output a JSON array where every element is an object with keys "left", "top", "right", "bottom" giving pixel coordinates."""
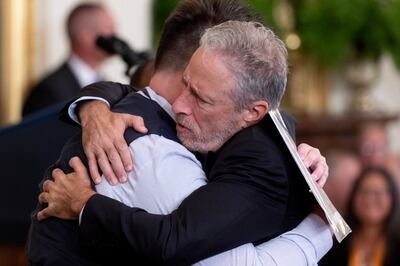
[{"left": 177, "top": 117, "right": 241, "bottom": 153}]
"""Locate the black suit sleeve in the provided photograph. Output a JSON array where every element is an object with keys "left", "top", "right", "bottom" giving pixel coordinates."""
[
  {"left": 79, "top": 135, "right": 290, "bottom": 265},
  {"left": 59, "top": 81, "right": 135, "bottom": 124}
]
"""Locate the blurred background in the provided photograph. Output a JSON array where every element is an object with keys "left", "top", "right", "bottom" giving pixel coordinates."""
[{"left": 0, "top": 0, "right": 399, "bottom": 265}]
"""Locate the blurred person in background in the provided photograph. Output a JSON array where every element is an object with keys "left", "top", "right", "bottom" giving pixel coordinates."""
[
  {"left": 358, "top": 122, "right": 400, "bottom": 190},
  {"left": 321, "top": 167, "right": 400, "bottom": 266},
  {"left": 22, "top": 3, "right": 115, "bottom": 116},
  {"left": 324, "top": 150, "right": 362, "bottom": 214},
  {"left": 324, "top": 123, "right": 400, "bottom": 217}
]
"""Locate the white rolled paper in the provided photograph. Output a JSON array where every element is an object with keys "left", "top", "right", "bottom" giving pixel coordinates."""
[{"left": 269, "top": 110, "right": 352, "bottom": 243}]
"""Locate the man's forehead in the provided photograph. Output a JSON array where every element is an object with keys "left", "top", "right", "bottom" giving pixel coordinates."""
[
  {"left": 182, "top": 50, "right": 238, "bottom": 106},
  {"left": 186, "top": 49, "right": 232, "bottom": 80}
]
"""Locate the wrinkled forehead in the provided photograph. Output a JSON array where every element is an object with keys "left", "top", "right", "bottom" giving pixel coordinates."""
[
  {"left": 184, "top": 48, "right": 235, "bottom": 84},
  {"left": 181, "top": 49, "right": 239, "bottom": 108}
]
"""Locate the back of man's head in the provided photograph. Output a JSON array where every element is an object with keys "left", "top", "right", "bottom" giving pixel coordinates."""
[
  {"left": 67, "top": 3, "right": 101, "bottom": 42},
  {"left": 66, "top": 3, "right": 114, "bottom": 45},
  {"left": 154, "top": 0, "right": 261, "bottom": 73},
  {"left": 66, "top": 3, "right": 114, "bottom": 66}
]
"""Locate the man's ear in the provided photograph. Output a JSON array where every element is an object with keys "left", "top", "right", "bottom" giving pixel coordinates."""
[{"left": 242, "top": 100, "right": 269, "bottom": 125}]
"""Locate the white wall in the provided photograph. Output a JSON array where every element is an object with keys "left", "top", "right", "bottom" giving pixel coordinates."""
[
  {"left": 32, "top": 0, "right": 153, "bottom": 85},
  {"left": 328, "top": 55, "right": 400, "bottom": 152},
  {"left": 372, "top": 56, "right": 400, "bottom": 153}
]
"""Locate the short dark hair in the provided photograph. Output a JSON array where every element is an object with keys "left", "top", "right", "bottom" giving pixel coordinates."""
[{"left": 154, "top": 0, "right": 261, "bottom": 72}]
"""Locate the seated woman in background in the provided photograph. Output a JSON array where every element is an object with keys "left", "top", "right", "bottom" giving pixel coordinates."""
[{"left": 321, "top": 167, "right": 400, "bottom": 266}]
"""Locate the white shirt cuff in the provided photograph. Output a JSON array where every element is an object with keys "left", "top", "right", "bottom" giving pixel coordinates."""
[
  {"left": 256, "top": 213, "right": 333, "bottom": 266},
  {"left": 291, "top": 213, "right": 333, "bottom": 261},
  {"left": 68, "top": 96, "right": 110, "bottom": 124},
  {"left": 78, "top": 203, "right": 86, "bottom": 225}
]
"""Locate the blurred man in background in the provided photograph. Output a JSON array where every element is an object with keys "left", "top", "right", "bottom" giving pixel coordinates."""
[
  {"left": 325, "top": 122, "right": 400, "bottom": 216},
  {"left": 22, "top": 3, "right": 115, "bottom": 116},
  {"left": 357, "top": 122, "right": 400, "bottom": 189},
  {"left": 324, "top": 150, "right": 362, "bottom": 214}
]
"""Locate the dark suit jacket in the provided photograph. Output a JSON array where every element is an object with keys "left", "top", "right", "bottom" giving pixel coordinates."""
[
  {"left": 79, "top": 117, "right": 312, "bottom": 266},
  {"left": 55, "top": 82, "right": 313, "bottom": 265},
  {"left": 0, "top": 104, "right": 79, "bottom": 245},
  {"left": 23, "top": 61, "right": 81, "bottom": 116}
]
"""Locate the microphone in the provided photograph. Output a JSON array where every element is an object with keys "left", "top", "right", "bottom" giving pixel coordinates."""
[{"left": 96, "top": 35, "right": 150, "bottom": 76}]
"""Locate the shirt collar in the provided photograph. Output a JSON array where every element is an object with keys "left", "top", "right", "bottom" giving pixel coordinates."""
[
  {"left": 138, "top": 87, "right": 176, "bottom": 121},
  {"left": 68, "top": 54, "right": 101, "bottom": 88}
]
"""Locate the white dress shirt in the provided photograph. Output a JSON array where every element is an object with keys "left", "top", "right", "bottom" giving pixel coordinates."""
[{"left": 67, "top": 54, "right": 102, "bottom": 88}]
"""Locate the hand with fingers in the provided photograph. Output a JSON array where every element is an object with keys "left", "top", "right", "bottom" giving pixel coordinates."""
[
  {"left": 78, "top": 100, "right": 148, "bottom": 185},
  {"left": 37, "top": 157, "right": 96, "bottom": 221},
  {"left": 297, "top": 143, "right": 329, "bottom": 187}
]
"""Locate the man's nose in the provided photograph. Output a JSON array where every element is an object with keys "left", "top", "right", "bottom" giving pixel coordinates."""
[{"left": 172, "top": 90, "right": 191, "bottom": 115}]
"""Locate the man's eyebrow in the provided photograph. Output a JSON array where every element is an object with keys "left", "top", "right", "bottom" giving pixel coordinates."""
[
  {"left": 182, "top": 75, "right": 212, "bottom": 104},
  {"left": 189, "top": 85, "right": 200, "bottom": 98},
  {"left": 191, "top": 84, "right": 214, "bottom": 104},
  {"left": 182, "top": 75, "right": 197, "bottom": 95}
]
